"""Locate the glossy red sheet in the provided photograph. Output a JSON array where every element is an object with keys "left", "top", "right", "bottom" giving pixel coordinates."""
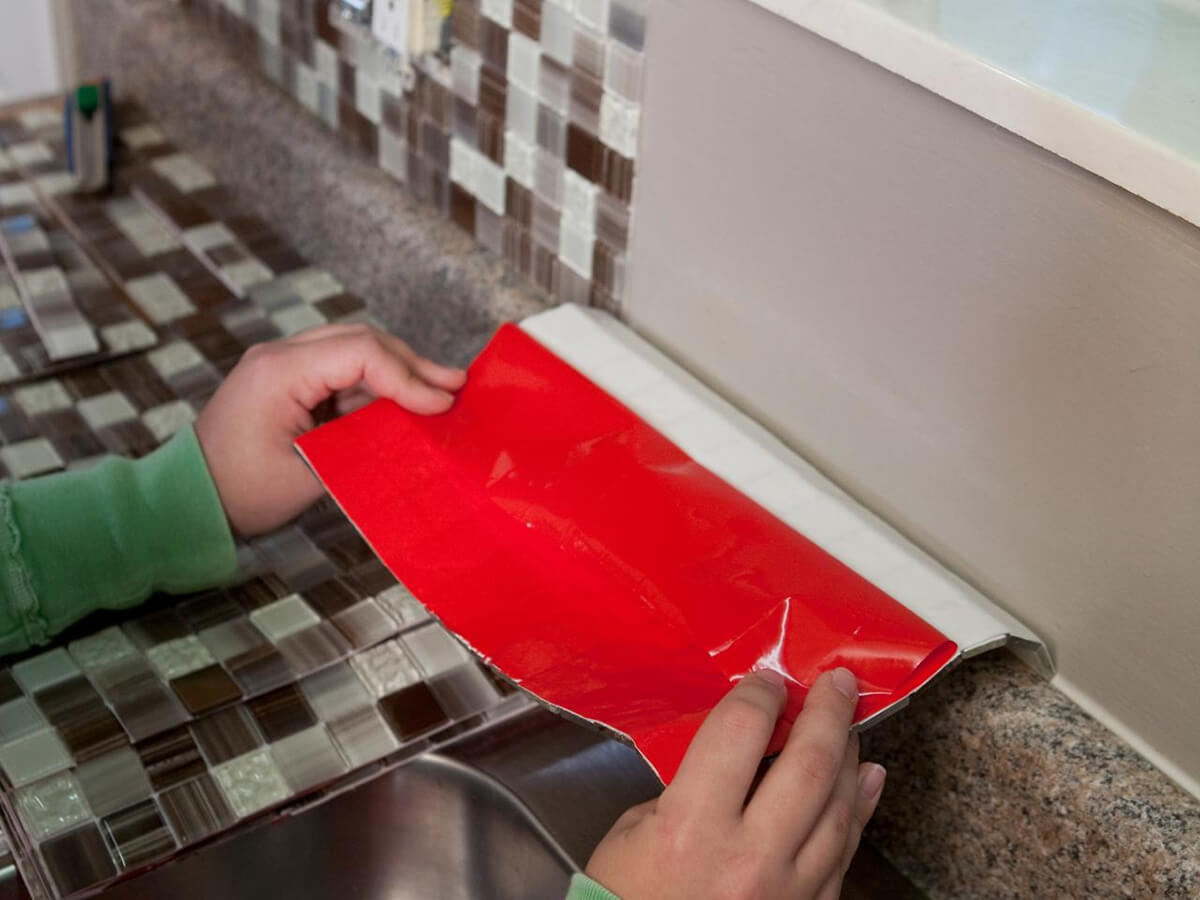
[{"left": 296, "top": 324, "right": 957, "bottom": 781}]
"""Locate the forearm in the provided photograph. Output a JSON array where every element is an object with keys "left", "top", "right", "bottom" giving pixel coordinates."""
[{"left": 0, "top": 426, "right": 237, "bottom": 655}]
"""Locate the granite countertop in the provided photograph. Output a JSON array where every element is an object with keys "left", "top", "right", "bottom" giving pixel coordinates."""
[{"left": 74, "top": 2, "right": 1200, "bottom": 898}]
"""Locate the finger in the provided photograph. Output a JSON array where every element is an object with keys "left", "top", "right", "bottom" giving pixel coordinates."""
[
  {"left": 373, "top": 331, "right": 467, "bottom": 392},
  {"left": 288, "top": 325, "right": 466, "bottom": 392},
  {"left": 791, "top": 734, "right": 860, "bottom": 890},
  {"left": 661, "top": 671, "right": 786, "bottom": 821},
  {"left": 746, "top": 667, "right": 858, "bottom": 844},
  {"left": 284, "top": 323, "right": 368, "bottom": 344},
  {"left": 282, "top": 332, "right": 456, "bottom": 415},
  {"left": 811, "top": 761, "right": 885, "bottom": 900},
  {"left": 841, "top": 763, "right": 885, "bottom": 874}
]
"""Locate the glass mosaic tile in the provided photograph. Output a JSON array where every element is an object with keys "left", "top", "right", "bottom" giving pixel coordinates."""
[
  {"left": 190, "top": 706, "right": 262, "bottom": 767},
  {"left": 14, "top": 773, "right": 92, "bottom": 840},
  {"left": 269, "top": 724, "right": 349, "bottom": 793},
  {"left": 74, "top": 747, "right": 153, "bottom": 819},
  {"left": 157, "top": 773, "right": 235, "bottom": 847},
  {"left": 211, "top": 749, "right": 290, "bottom": 819},
  {"left": 0, "top": 97, "right": 523, "bottom": 898},
  {"left": 100, "top": 799, "right": 176, "bottom": 870},
  {"left": 38, "top": 824, "right": 116, "bottom": 896}
]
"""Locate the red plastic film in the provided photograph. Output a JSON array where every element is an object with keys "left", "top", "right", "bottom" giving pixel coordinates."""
[{"left": 297, "top": 324, "right": 957, "bottom": 781}]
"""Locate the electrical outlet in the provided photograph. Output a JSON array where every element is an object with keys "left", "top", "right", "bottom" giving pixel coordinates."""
[{"left": 372, "top": 0, "right": 411, "bottom": 55}]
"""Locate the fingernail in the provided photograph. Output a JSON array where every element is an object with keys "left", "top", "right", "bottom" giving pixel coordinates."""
[
  {"left": 830, "top": 667, "right": 858, "bottom": 701},
  {"left": 753, "top": 669, "right": 785, "bottom": 688},
  {"left": 858, "top": 763, "right": 886, "bottom": 800}
]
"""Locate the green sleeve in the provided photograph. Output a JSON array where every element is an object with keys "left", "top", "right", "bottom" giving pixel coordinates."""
[
  {"left": 0, "top": 425, "right": 237, "bottom": 655},
  {"left": 565, "top": 874, "right": 621, "bottom": 900}
]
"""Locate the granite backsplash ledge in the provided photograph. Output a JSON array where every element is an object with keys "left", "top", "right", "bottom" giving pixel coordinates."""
[{"left": 71, "top": 1, "right": 1200, "bottom": 898}]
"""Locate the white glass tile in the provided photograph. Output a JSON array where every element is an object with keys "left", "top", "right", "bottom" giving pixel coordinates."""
[
  {"left": 76, "top": 391, "right": 138, "bottom": 430},
  {"left": 212, "top": 749, "right": 291, "bottom": 819},
  {"left": 14, "top": 772, "right": 91, "bottom": 840},
  {"left": 12, "top": 649, "right": 81, "bottom": 693},
  {"left": 250, "top": 595, "right": 321, "bottom": 642},
  {"left": 402, "top": 625, "right": 473, "bottom": 678},
  {"left": 146, "top": 637, "right": 216, "bottom": 681},
  {"left": 349, "top": 640, "right": 421, "bottom": 698},
  {"left": 13, "top": 381, "right": 72, "bottom": 416},
  {"left": 0, "top": 728, "right": 72, "bottom": 787}
]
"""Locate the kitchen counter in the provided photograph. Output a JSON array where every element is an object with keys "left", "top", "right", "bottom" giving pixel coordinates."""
[{"left": 72, "top": 1, "right": 1200, "bottom": 897}]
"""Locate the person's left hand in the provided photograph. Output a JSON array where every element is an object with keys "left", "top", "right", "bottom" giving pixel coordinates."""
[{"left": 194, "top": 323, "right": 465, "bottom": 536}]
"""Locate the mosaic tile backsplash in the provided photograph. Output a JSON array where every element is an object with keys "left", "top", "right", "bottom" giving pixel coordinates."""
[
  {"left": 0, "top": 100, "right": 532, "bottom": 898},
  {"left": 180, "top": 0, "right": 645, "bottom": 312}
]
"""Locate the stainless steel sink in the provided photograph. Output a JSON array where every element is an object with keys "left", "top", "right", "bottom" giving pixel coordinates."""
[
  {"left": 0, "top": 704, "right": 924, "bottom": 899},
  {"left": 53, "top": 708, "right": 658, "bottom": 900}
]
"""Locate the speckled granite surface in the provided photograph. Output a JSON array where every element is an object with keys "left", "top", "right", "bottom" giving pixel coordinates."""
[{"left": 72, "top": 2, "right": 1200, "bottom": 898}]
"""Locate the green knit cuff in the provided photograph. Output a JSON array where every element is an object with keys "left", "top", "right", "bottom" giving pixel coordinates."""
[{"left": 565, "top": 874, "right": 622, "bottom": 900}]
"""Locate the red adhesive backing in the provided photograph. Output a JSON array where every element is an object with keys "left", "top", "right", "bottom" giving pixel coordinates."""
[{"left": 296, "top": 324, "right": 957, "bottom": 781}]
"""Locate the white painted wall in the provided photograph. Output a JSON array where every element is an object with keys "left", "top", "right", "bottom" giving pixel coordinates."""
[
  {"left": 628, "top": 0, "right": 1200, "bottom": 795},
  {"left": 0, "top": 1, "right": 65, "bottom": 104}
]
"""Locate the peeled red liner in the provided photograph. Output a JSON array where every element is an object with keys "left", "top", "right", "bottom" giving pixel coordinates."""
[{"left": 297, "top": 323, "right": 957, "bottom": 781}]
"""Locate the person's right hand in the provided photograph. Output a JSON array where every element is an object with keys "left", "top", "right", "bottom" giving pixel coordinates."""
[{"left": 584, "top": 668, "right": 886, "bottom": 900}]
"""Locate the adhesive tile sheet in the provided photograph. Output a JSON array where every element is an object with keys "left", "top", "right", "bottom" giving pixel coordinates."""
[{"left": 298, "top": 307, "right": 1048, "bottom": 782}]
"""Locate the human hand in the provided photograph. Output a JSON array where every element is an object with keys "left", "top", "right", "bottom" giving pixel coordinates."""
[
  {"left": 584, "top": 669, "right": 886, "bottom": 900},
  {"left": 194, "top": 323, "right": 466, "bottom": 536}
]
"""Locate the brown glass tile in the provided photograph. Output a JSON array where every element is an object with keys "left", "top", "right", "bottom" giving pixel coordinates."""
[
  {"left": 227, "top": 644, "right": 296, "bottom": 696},
  {"left": 176, "top": 592, "right": 244, "bottom": 632},
  {"left": 513, "top": 0, "right": 542, "bottom": 38},
  {"left": 102, "top": 798, "right": 176, "bottom": 870},
  {"left": 502, "top": 222, "right": 533, "bottom": 276},
  {"left": 303, "top": 578, "right": 362, "bottom": 618},
  {"left": 479, "top": 17, "right": 508, "bottom": 70},
  {"left": 348, "top": 560, "right": 399, "bottom": 596},
  {"left": 247, "top": 685, "right": 317, "bottom": 742},
  {"left": 478, "top": 64, "right": 507, "bottom": 119},
  {"left": 602, "top": 148, "right": 636, "bottom": 205},
  {"left": 226, "top": 574, "right": 291, "bottom": 609},
  {"left": 423, "top": 78, "right": 451, "bottom": 130},
  {"left": 331, "top": 599, "right": 399, "bottom": 650},
  {"left": 452, "top": 96, "right": 478, "bottom": 145},
  {"left": 100, "top": 658, "right": 190, "bottom": 743},
  {"left": 566, "top": 122, "right": 604, "bottom": 182},
  {"left": 0, "top": 669, "right": 21, "bottom": 705},
  {"left": 421, "top": 119, "right": 450, "bottom": 171},
  {"left": 158, "top": 772, "right": 235, "bottom": 846},
  {"left": 171, "top": 665, "right": 242, "bottom": 716},
  {"left": 35, "top": 676, "right": 129, "bottom": 762},
  {"left": 595, "top": 190, "right": 630, "bottom": 249},
  {"left": 277, "top": 622, "right": 351, "bottom": 677},
  {"left": 138, "top": 726, "right": 206, "bottom": 791},
  {"left": 532, "top": 241, "right": 560, "bottom": 295},
  {"left": 314, "top": 292, "right": 365, "bottom": 321},
  {"left": 569, "top": 70, "right": 603, "bottom": 134},
  {"left": 477, "top": 111, "right": 505, "bottom": 164},
  {"left": 190, "top": 706, "right": 262, "bottom": 766},
  {"left": 452, "top": 0, "right": 481, "bottom": 47},
  {"left": 506, "top": 180, "right": 534, "bottom": 228},
  {"left": 382, "top": 91, "right": 408, "bottom": 135},
  {"left": 39, "top": 823, "right": 118, "bottom": 895},
  {"left": 63, "top": 368, "right": 111, "bottom": 400},
  {"left": 378, "top": 682, "right": 449, "bottom": 741}
]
